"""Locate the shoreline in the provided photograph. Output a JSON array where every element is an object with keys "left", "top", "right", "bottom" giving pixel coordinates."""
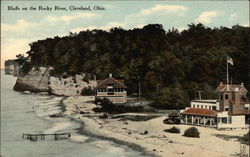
[
  {"left": 62, "top": 96, "right": 249, "bottom": 157},
  {"left": 60, "top": 96, "right": 155, "bottom": 157},
  {"left": 76, "top": 122, "right": 157, "bottom": 157}
]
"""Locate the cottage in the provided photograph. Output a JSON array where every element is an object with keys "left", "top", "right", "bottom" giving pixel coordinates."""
[
  {"left": 95, "top": 74, "right": 127, "bottom": 104},
  {"left": 181, "top": 82, "right": 249, "bottom": 129}
]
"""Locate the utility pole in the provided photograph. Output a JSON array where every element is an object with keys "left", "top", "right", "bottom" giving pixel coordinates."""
[
  {"left": 227, "top": 57, "right": 229, "bottom": 84},
  {"left": 138, "top": 82, "right": 141, "bottom": 99}
]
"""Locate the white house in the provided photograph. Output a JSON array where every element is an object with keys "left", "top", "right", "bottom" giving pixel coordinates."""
[{"left": 180, "top": 82, "right": 249, "bottom": 129}]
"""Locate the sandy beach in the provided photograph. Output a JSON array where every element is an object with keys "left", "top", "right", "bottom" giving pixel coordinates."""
[{"left": 63, "top": 96, "right": 249, "bottom": 157}]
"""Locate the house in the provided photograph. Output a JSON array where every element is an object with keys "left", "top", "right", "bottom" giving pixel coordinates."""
[
  {"left": 95, "top": 74, "right": 127, "bottom": 104},
  {"left": 180, "top": 82, "right": 249, "bottom": 129}
]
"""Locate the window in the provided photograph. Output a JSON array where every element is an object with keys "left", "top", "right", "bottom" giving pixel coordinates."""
[
  {"left": 197, "top": 105, "right": 199, "bottom": 108},
  {"left": 193, "top": 105, "right": 195, "bottom": 108},
  {"left": 212, "top": 106, "right": 216, "bottom": 110},
  {"left": 205, "top": 105, "right": 207, "bottom": 109},
  {"left": 220, "top": 94, "right": 223, "bottom": 100},
  {"left": 209, "top": 106, "right": 212, "bottom": 110},
  {"left": 225, "top": 94, "right": 229, "bottom": 100},
  {"left": 222, "top": 118, "right": 227, "bottom": 124},
  {"left": 201, "top": 105, "right": 203, "bottom": 109},
  {"left": 107, "top": 85, "right": 114, "bottom": 95}
]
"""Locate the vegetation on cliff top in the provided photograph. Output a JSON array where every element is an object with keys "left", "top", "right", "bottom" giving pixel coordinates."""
[{"left": 16, "top": 23, "right": 250, "bottom": 109}]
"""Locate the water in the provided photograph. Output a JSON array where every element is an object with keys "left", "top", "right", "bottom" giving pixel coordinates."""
[{"left": 1, "top": 71, "right": 150, "bottom": 157}]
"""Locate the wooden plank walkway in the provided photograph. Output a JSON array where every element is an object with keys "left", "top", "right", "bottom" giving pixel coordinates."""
[{"left": 22, "top": 133, "right": 71, "bottom": 141}]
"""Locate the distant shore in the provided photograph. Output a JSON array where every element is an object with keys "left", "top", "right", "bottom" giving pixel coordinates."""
[{"left": 62, "top": 96, "right": 249, "bottom": 157}]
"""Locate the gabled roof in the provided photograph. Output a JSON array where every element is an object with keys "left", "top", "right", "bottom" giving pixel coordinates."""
[
  {"left": 181, "top": 108, "right": 218, "bottom": 117},
  {"left": 216, "top": 83, "right": 247, "bottom": 92},
  {"left": 96, "top": 77, "right": 127, "bottom": 89}
]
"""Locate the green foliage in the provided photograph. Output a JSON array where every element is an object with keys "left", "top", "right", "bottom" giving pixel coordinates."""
[
  {"left": 19, "top": 24, "right": 250, "bottom": 108},
  {"left": 164, "top": 127, "right": 180, "bottom": 134},
  {"left": 154, "top": 86, "right": 189, "bottom": 109},
  {"left": 81, "top": 87, "right": 95, "bottom": 96},
  {"left": 124, "top": 115, "right": 159, "bottom": 121},
  {"left": 241, "top": 131, "right": 249, "bottom": 145},
  {"left": 93, "top": 97, "right": 152, "bottom": 113},
  {"left": 183, "top": 127, "right": 200, "bottom": 138}
]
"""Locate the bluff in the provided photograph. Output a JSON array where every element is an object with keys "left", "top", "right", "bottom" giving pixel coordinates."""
[
  {"left": 13, "top": 67, "right": 50, "bottom": 92},
  {"left": 5, "top": 59, "right": 20, "bottom": 76},
  {"left": 13, "top": 67, "right": 97, "bottom": 95}
]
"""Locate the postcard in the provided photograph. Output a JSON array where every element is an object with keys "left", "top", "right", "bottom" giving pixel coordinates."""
[{"left": 1, "top": 1, "right": 249, "bottom": 157}]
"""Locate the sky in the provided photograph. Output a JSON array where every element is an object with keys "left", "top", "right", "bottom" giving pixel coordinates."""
[{"left": 1, "top": 0, "right": 249, "bottom": 69}]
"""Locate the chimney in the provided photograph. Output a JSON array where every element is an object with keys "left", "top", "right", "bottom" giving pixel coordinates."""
[
  {"left": 241, "top": 82, "right": 244, "bottom": 86},
  {"left": 109, "top": 73, "right": 112, "bottom": 78}
]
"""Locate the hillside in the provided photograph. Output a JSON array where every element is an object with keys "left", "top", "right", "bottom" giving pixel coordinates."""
[{"left": 16, "top": 23, "right": 250, "bottom": 108}]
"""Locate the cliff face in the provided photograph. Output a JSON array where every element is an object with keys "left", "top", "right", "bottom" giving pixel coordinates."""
[
  {"left": 49, "top": 74, "right": 97, "bottom": 96},
  {"left": 13, "top": 66, "right": 97, "bottom": 96},
  {"left": 5, "top": 60, "right": 20, "bottom": 76},
  {"left": 13, "top": 67, "right": 50, "bottom": 92}
]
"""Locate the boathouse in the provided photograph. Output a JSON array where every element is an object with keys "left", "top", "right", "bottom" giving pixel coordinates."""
[
  {"left": 180, "top": 82, "right": 249, "bottom": 129},
  {"left": 95, "top": 74, "right": 127, "bottom": 104}
]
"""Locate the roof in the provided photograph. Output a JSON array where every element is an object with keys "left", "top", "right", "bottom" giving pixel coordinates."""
[
  {"left": 192, "top": 100, "right": 218, "bottom": 103},
  {"left": 181, "top": 108, "right": 218, "bottom": 117},
  {"left": 216, "top": 83, "right": 247, "bottom": 92},
  {"left": 96, "top": 77, "right": 127, "bottom": 89}
]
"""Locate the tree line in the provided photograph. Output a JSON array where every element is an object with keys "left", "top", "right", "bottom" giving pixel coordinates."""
[{"left": 17, "top": 23, "right": 250, "bottom": 109}]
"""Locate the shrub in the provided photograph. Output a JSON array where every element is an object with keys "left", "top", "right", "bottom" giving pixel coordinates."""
[
  {"left": 125, "top": 115, "right": 159, "bottom": 121},
  {"left": 81, "top": 87, "right": 95, "bottom": 96},
  {"left": 183, "top": 127, "right": 200, "bottom": 138},
  {"left": 163, "top": 117, "right": 181, "bottom": 124},
  {"left": 241, "top": 131, "right": 249, "bottom": 145},
  {"left": 99, "top": 113, "right": 108, "bottom": 119},
  {"left": 164, "top": 127, "right": 180, "bottom": 134},
  {"left": 93, "top": 97, "right": 115, "bottom": 112}
]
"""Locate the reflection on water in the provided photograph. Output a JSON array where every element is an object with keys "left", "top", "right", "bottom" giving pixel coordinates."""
[{"left": 1, "top": 71, "right": 150, "bottom": 157}]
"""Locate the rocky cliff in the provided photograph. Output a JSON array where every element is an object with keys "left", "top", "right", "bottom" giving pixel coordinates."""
[
  {"left": 49, "top": 74, "right": 97, "bottom": 96},
  {"left": 5, "top": 60, "right": 20, "bottom": 76},
  {"left": 13, "top": 66, "right": 97, "bottom": 96},
  {"left": 13, "top": 67, "right": 51, "bottom": 92}
]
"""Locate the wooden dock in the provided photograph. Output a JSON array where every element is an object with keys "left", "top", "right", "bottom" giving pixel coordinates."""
[{"left": 22, "top": 133, "right": 71, "bottom": 141}]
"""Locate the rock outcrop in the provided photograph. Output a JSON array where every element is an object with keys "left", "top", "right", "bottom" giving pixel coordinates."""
[
  {"left": 5, "top": 60, "right": 20, "bottom": 76},
  {"left": 13, "top": 66, "right": 97, "bottom": 96},
  {"left": 49, "top": 74, "right": 97, "bottom": 96},
  {"left": 13, "top": 67, "right": 51, "bottom": 92}
]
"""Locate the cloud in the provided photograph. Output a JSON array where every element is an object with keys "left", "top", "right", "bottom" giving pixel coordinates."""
[
  {"left": 71, "top": 22, "right": 125, "bottom": 33},
  {"left": 123, "top": 4, "right": 187, "bottom": 28},
  {"left": 70, "top": 4, "right": 188, "bottom": 33},
  {"left": 229, "top": 13, "right": 237, "bottom": 20},
  {"left": 242, "top": 22, "right": 249, "bottom": 27},
  {"left": 139, "top": 4, "right": 187, "bottom": 16},
  {"left": 1, "top": 19, "right": 38, "bottom": 33},
  {"left": 1, "top": 38, "right": 33, "bottom": 68},
  {"left": 195, "top": 11, "right": 221, "bottom": 24},
  {"left": 177, "top": 27, "right": 187, "bottom": 32},
  {"left": 46, "top": 12, "right": 100, "bottom": 24}
]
